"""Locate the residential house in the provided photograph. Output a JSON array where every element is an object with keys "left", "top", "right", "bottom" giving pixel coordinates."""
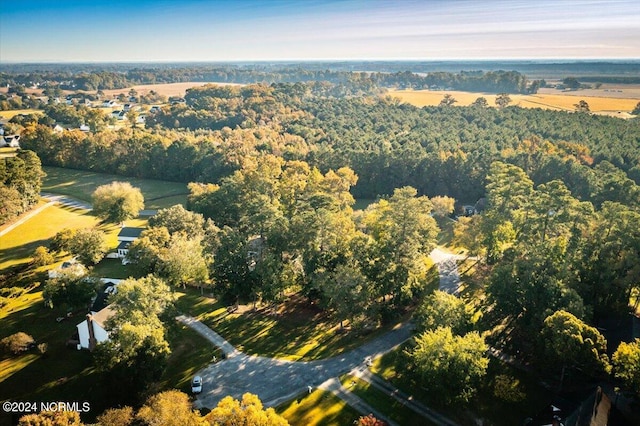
[
  {"left": 101, "top": 100, "right": 118, "bottom": 108},
  {"left": 1, "top": 135, "right": 20, "bottom": 148},
  {"left": 75, "top": 279, "right": 121, "bottom": 351},
  {"left": 50, "top": 124, "right": 65, "bottom": 133},
  {"left": 116, "top": 227, "right": 144, "bottom": 264},
  {"left": 48, "top": 258, "right": 87, "bottom": 279}
]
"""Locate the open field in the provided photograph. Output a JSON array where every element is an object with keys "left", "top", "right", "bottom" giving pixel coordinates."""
[
  {"left": 0, "top": 204, "right": 98, "bottom": 272},
  {"left": 277, "top": 389, "right": 362, "bottom": 426},
  {"left": 96, "top": 82, "right": 240, "bottom": 99},
  {"left": 0, "top": 109, "right": 42, "bottom": 120},
  {"left": 388, "top": 86, "right": 640, "bottom": 117},
  {"left": 43, "top": 166, "right": 189, "bottom": 210}
]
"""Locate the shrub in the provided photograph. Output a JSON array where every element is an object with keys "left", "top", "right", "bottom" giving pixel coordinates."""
[{"left": 1, "top": 332, "right": 36, "bottom": 355}]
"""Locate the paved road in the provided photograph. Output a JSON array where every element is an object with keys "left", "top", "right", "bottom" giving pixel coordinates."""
[
  {"left": 177, "top": 315, "right": 412, "bottom": 410},
  {"left": 41, "top": 192, "right": 93, "bottom": 210},
  {"left": 429, "top": 248, "right": 467, "bottom": 295}
]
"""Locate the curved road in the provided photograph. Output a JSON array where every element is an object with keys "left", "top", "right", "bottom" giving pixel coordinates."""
[{"left": 178, "top": 315, "right": 412, "bottom": 409}]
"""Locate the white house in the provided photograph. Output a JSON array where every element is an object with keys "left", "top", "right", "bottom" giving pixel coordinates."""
[
  {"left": 2, "top": 135, "right": 20, "bottom": 148},
  {"left": 50, "top": 124, "right": 65, "bottom": 133},
  {"left": 116, "top": 227, "right": 144, "bottom": 263},
  {"left": 76, "top": 307, "right": 113, "bottom": 350},
  {"left": 75, "top": 279, "right": 121, "bottom": 351},
  {"left": 48, "top": 259, "right": 87, "bottom": 279},
  {"left": 102, "top": 100, "right": 118, "bottom": 108}
]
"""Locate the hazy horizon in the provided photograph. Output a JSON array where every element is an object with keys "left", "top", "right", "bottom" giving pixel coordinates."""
[{"left": 1, "top": 0, "right": 639, "bottom": 63}]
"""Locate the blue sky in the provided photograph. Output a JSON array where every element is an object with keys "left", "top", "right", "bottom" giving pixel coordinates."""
[{"left": 1, "top": 0, "right": 639, "bottom": 62}]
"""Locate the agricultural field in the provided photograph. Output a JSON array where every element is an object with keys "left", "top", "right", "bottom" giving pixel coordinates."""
[
  {"left": 96, "top": 82, "right": 240, "bottom": 99},
  {"left": 388, "top": 85, "right": 640, "bottom": 117},
  {"left": 0, "top": 109, "right": 42, "bottom": 120},
  {"left": 42, "top": 166, "right": 189, "bottom": 210}
]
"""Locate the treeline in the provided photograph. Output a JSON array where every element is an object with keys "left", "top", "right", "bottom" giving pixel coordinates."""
[
  {"left": 0, "top": 150, "right": 45, "bottom": 225},
  {"left": 20, "top": 82, "right": 640, "bottom": 209},
  {"left": 1, "top": 67, "right": 530, "bottom": 93}
]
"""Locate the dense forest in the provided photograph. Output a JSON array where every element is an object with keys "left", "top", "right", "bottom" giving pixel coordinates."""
[{"left": 19, "top": 82, "right": 640, "bottom": 209}]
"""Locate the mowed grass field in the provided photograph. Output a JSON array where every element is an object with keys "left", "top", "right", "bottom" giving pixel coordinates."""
[
  {"left": 43, "top": 166, "right": 189, "bottom": 210},
  {"left": 388, "top": 86, "right": 640, "bottom": 116},
  {"left": 0, "top": 204, "right": 99, "bottom": 272}
]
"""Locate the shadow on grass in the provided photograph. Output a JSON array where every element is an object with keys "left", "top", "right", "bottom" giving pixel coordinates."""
[
  {"left": 207, "top": 295, "right": 387, "bottom": 361},
  {"left": 0, "top": 238, "right": 50, "bottom": 272},
  {"left": 277, "top": 389, "right": 361, "bottom": 426}
]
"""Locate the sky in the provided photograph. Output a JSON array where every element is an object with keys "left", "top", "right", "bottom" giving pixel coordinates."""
[{"left": 1, "top": 0, "right": 639, "bottom": 63}]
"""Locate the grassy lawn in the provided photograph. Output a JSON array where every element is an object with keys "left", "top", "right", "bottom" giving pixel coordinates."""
[
  {"left": 0, "top": 204, "right": 98, "bottom": 272},
  {"left": 0, "top": 202, "right": 145, "bottom": 275},
  {"left": 0, "top": 284, "right": 113, "bottom": 424},
  {"left": 175, "top": 287, "right": 224, "bottom": 319},
  {"left": 204, "top": 294, "right": 391, "bottom": 361},
  {"left": 42, "top": 166, "right": 189, "bottom": 210},
  {"left": 277, "top": 389, "right": 362, "bottom": 426},
  {"left": 371, "top": 345, "right": 549, "bottom": 425},
  {"left": 340, "top": 374, "right": 432, "bottom": 425},
  {"left": 0, "top": 147, "right": 19, "bottom": 158},
  {"left": 159, "top": 320, "right": 223, "bottom": 394},
  {"left": 0, "top": 288, "right": 223, "bottom": 424},
  {"left": 90, "top": 259, "right": 144, "bottom": 280}
]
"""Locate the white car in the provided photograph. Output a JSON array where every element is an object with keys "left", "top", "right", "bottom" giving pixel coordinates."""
[{"left": 191, "top": 376, "right": 202, "bottom": 394}]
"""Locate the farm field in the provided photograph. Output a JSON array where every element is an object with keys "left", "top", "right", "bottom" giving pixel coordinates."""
[
  {"left": 388, "top": 85, "right": 640, "bottom": 116},
  {"left": 42, "top": 166, "right": 189, "bottom": 210},
  {"left": 96, "top": 81, "right": 240, "bottom": 99},
  {"left": 0, "top": 109, "right": 42, "bottom": 119}
]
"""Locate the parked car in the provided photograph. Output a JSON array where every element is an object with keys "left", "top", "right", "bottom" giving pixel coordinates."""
[{"left": 191, "top": 375, "right": 202, "bottom": 394}]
